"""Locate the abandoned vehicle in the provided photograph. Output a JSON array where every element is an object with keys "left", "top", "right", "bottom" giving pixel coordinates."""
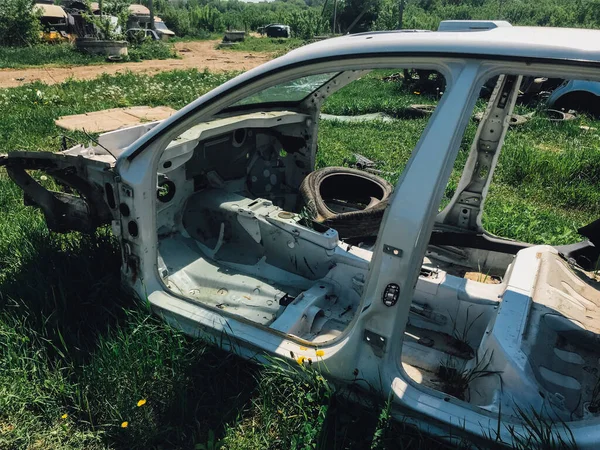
[
  {"left": 2, "top": 20, "right": 600, "bottom": 447},
  {"left": 35, "top": 3, "right": 72, "bottom": 43}
]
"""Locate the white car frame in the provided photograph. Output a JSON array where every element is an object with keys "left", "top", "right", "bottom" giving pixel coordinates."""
[{"left": 2, "top": 20, "right": 600, "bottom": 448}]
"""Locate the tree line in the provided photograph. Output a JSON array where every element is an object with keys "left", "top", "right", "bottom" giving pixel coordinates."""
[{"left": 2, "top": 0, "right": 600, "bottom": 47}]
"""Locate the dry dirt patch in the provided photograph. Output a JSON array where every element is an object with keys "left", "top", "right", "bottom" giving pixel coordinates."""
[{"left": 0, "top": 40, "right": 272, "bottom": 89}]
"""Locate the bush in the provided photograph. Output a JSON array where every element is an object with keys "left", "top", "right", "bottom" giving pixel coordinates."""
[
  {"left": 159, "top": 6, "right": 193, "bottom": 37},
  {"left": 0, "top": 43, "right": 104, "bottom": 68},
  {"left": 0, "top": 0, "right": 40, "bottom": 46},
  {"left": 128, "top": 40, "right": 177, "bottom": 62},
  {"left": 190, "top": 5, "right": 225, "bottom": 32},
  {"left": 288, "top": 8, "right": 328, "bottom": 39}
]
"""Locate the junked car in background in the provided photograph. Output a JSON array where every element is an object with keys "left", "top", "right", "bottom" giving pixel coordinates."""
[
  {"left": 259, "top": 24, "right": 291, "bottom": 38},
  {"left": 35, "top": 3, "right": 73, "bottom": 43},
  {"left": 548, "top": 79, "right": 600, "bottom": 116},
  {"left": 153, "top": 17, "right": 175, "bottom": 41},
  {"left": 1, "top": 20, "right": 600, "bottom": 448}
]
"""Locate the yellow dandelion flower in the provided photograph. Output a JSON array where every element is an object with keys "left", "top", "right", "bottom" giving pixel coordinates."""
[
  {"left": 61, "top": 413, "right": 68, "bottom": 419},
  {"left": 315, "top": 349, "right": 325, "bottom": 357},
  {"left": 296, "top": 355, "right": 305, "bottom": 365},
  {"left": 121, "top": 421, "right": 129, "bottom": 428},
  {"left": 137, "top": 399, "right": 147, "bottom": 407}
]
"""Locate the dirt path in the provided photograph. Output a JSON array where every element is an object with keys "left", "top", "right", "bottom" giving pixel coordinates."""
[{"left": 0, "top": 40, "right": 272, "bottom": 89}]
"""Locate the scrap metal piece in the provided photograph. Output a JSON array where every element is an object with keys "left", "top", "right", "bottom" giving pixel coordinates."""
[
  {"left": 0, "top": 152, "right": 116, "bottom": 233},
  {"left": 352, "top": 152, "right": 377, "bottom": 169}
]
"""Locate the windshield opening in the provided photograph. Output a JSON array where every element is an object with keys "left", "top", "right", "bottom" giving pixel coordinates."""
[{"left": 232, "top": 72, "right": 340, "bottom": 107}]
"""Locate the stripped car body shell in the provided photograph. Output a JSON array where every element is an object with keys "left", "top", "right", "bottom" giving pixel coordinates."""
[{"left": 2, "top": 21, "right": 600, "bottom": 448}]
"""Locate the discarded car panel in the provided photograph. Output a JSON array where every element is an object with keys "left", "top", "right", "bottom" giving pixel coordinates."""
[
  {"left": 548, "top": 79, "right": 600, "bottom": 116},
  {"left": 0, "top": 151, "right": 116, "bottom": 233},
  {"left": 3, "top": 20, "right": 600, "bottom": 448}
]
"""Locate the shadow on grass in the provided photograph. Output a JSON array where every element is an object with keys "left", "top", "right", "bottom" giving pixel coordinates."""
[
  {"left": 0, "top": 229, "right": 132, "bottom": 362},
  {"left": 0, "top": 226, "right": 260, "bottom": 449},
  {"left": 0, "top": 225, "right": 480, "bottom": 450}
]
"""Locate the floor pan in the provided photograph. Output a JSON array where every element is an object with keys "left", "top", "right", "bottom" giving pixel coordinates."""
[{"left": 160, "top": 235, "right": 306, "bottom": 325}]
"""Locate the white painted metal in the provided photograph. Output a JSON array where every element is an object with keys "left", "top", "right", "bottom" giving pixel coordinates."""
[{"left": 33, "top": 23, "right": 600, "bottom": 447}]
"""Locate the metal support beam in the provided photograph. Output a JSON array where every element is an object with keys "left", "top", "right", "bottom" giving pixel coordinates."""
[{"left": 436, "top": 74, "right": 523, "bottom": 232}]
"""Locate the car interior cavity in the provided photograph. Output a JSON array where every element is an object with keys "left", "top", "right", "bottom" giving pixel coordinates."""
[{"left": 150, "top": 68, "right": 600, "bottom": 423}]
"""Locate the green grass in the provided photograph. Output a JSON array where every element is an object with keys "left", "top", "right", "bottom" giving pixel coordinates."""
[
  {"left": 221, "top": 36, "right": 305, "bottom": 54},
  {"left": 0, "top": 41, "right": 178, "bottom": 69},
  {"left": 322, "top": 70, "right": 440, "bottom": 117},
  {"left": 320, "top": 70, "right": 600, "bottom": 245},
  {"left": 0, "top": 68, "right": 389, "bottom": 449},
  {"left": 127, "top": 40, "right": 179, "bottom": 62},
  {"left": 0, "top": 69, "right": 237, "bottom": 151},
  {"left": 0, "top": 67, "right": 598, "bottom": 448}
]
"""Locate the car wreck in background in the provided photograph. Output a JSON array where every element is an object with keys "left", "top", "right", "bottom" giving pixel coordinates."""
[
  {"left": 548, "top": 79, "right": 600, "bottom": 116},
  {"left": 35, "top": 3, "right": 72, "bottom": 43},
  {"left": 126, "top": 5, "right": 175, "bottom": 41},
  {"left": 1, "top": 20, "right": 600, "bottom": 448},
  {"left": 34, "top": 1, "right": 175, "bottom": 44},
  {"left": 259, "top": 24, "right": 291, "bottom": 38}
]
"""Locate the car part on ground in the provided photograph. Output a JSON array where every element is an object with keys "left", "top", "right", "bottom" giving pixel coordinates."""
[
  {"left": 153, "top": 17, "right": 175, "bottom": 40},
  {"left": 223, "top": 31, "right": 246, "bottom": 43},
  {"left": 300, "top": 167, "right": 393, "bottom": 239},
  {"left": 547, "top": 79, "right": 600, "bottom": 117},
  {"left": 409, "top": 104, "right": 437, "bottom": 115},
  {"left": 542, "top": 108, "right": 577, "bottom": 122},
  {"left": 35, "top": 3, "right": 73, "bottom": 43},
  {"left": 0, "top": 152, "right": 116, "bottom": 233},
  {"left": 473, "top": 109, "right": 575, "bottom": 125},
  {"left": 320, "top": 112, "right": 395, "bottom": 123},
  {"left": 54, "top": 106, "right": 176, "bottom": 133}
]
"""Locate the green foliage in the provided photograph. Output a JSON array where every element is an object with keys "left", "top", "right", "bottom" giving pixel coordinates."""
[
  {"left": 221, "top": 358, "right": 332, "bottom": 449},
  {"left": 128, "top": 40, "right": 178, "bottom": 61},
  {"left": 288, "top": 8, "right": 329, "bottom": 39},
  {"left": 222, "top": 36, "right": 305, "bottom": 53},
  {"left": 0, "top": 0, "right": 40, "bottom": 46},
  {"left": 319, "top": 69, "right": 600, "bottom": 245},
  {"left": 375, "top": 0, "right": 600, "bottom": 31},
  {"left": 338, "top": 0, "right": 382, "bottom": 33},
  {"left": 157, "top": 6, "right": 194, "bottom": 37},
  {"left": 146, "top": 0, "right": 600, "bottom": 39},
  {"left": 507, "top": 405, "right": 577, "bottom": 450},
  {"left": 190, "top": 5, "right": 224, "bottom": 32},
  {"left": 0, "top": 41, "right": 177, "bottom": 69},
  {"left": 152, "top": 0, "right": 327, "bottom": 39},
  {"left": 84, "top": 0, "right": 130, "bottom": 40},
  {"left": 0, "top": 43, "right": 105, "bottom": 68},
  {"left": 374, "top": 0, "right": 400, "bottom": 31}
]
